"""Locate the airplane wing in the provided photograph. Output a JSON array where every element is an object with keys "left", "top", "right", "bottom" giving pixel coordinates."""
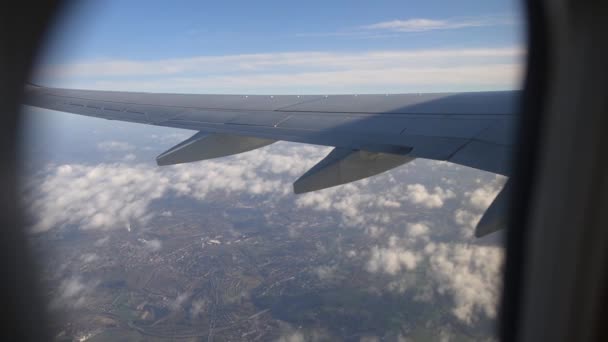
[{"left": 23, "top": 84, "right": 519, "bottom": 237}]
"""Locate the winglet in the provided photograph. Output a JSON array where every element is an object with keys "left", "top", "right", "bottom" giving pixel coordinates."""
[{"left": 475, "top": 180, "right": 511, "bottom": 237}]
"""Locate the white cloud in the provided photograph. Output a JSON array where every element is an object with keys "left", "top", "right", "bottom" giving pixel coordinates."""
[
  {"left": 376, "top": 197, "right": 401, "bottom": 208},
  {"left": 169, "top": 292, "right": 190, "bottom": 311},
  {"left": 294, "top": 162, "right": 462, "bottom": 232},
  {"left": 38, "top": 47, "right": 523, "bottom": 94},
  {"left": 359, "top": 336, "right": 381, "bottom": 342},
  {"left": 94, "top": 236, "right": 109, "bottom": 246},
  {"left": 26, "top": 163, "right": 168, "bottom": 232},
  {"left": 190, "top": 299, "right": 206, "bottom": 318},
  {"left": 454, "top": 209, "right": 483, "bottom": 238},
  {"left": 275, "top": 328, "right": 331, "bottom": 342},
  {"left": 276, "top": 332, "right": 305, "bottom": 342},
  {"left": 365, "top": 225, "right": 385, "bottom": 238},
  {"left": 122, "top": 153, "right": 136, "bottom": 162},
  {"left": 364, "top": 232, "right": 504, "bottom": 324},
  {"left": 426, "top": 243, "right": 504, "bottom": 324},
  {"left": 25, "top": 143, "right": 323, "bottom": 233},
  {"left": 80, "top": 253, "right": 99, "bottom": 263},
  {"left": 72, "top": 64, "right": 521, "bottom": 94},
  {"left": 297, "top": 186, "right": 388, "bottom": 228},
  {"left": 363, "top": 16, "right": 511, "bottom": 32},
  {"left": 149, "top": 132, "right": 191, "bottom": 145},
  {"left": 454, "top": 175, "right": 507, "bottom": 237},
  {"left": 52, "top": 276, "right": 97, "bottom": 310},
  {"left": 295, "top": 190, "right": 334, "bottom": 211},
  {"left": 407, "top": 222, "right": 430, "bottom": 238},
  {"left": 404, "top": 184, "right": 455, "bottom": 209},
  {"left": 366, "top": 236, "right": 421, "bottom": 274},
  {"left": 464, "top": 176, "right": 506, "bottom": 211},
  {"left": 59, "top": 277, "right": 85, "bottom": 299},
  {"left": 160, "top": 210, "right": 173, "bottom": 217},
  {"left": 141, "top": 238, "right": 162, "bottom": 252},
  {"left": 314, "top": 265, "right": 339, "bottom": 282},
  {"left": 97, "top": 140, "right": 134, "bottom": 152},
  {"left": 42, "top": 48, "right": 521, "bottom": 78}
]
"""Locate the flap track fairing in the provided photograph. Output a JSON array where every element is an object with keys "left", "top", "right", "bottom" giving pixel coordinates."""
[
  {"left": 156, "top": 132, "right": 275, "bottom": 166},
  {"left": 293, "top": 148, "right": 415, "bottom": 194}
]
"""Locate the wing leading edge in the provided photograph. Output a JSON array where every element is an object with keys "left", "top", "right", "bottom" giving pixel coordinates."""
[{"left": 23, "top": 84, "right": 519, "bottom": 237}]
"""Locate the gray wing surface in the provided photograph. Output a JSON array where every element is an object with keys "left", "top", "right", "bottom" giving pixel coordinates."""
[{"left": 23, "top": 84, "right": 519, "bottom": 237}]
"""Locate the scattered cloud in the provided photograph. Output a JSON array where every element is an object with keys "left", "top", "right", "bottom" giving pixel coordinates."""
[
  {"left": 404, "top": 184, "right": 455, "bottom": 208},
  {"left": 426, "top": 242, "right": 504, "bottom": 324},
  {"left": 24, "top": 140, "right": 506, "bottom": 326},
  {"left": 366, "top": 235, "right": 421, "bottom": 274},
  {"left": 363, "top": 229, "right": 504, "bottom": 324}
]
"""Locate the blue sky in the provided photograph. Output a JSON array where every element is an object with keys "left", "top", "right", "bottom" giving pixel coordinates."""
[{"left": 37, "top": 0, "right": 525, "bottom": 94}]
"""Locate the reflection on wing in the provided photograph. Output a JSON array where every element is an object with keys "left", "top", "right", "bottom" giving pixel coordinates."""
[{"left": 23, "top": 84, "right": 519, "bottom": 236}]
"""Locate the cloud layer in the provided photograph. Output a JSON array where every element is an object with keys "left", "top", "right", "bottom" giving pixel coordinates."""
[
  {"left": 37, "top": 47, "right": 523, "bottom": 94},
  {"left": 25, "top": 140, "right": 505, "bottom": 326},
  {"left": 24, "top": 143, "right": 326, "bottom": 233}
]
